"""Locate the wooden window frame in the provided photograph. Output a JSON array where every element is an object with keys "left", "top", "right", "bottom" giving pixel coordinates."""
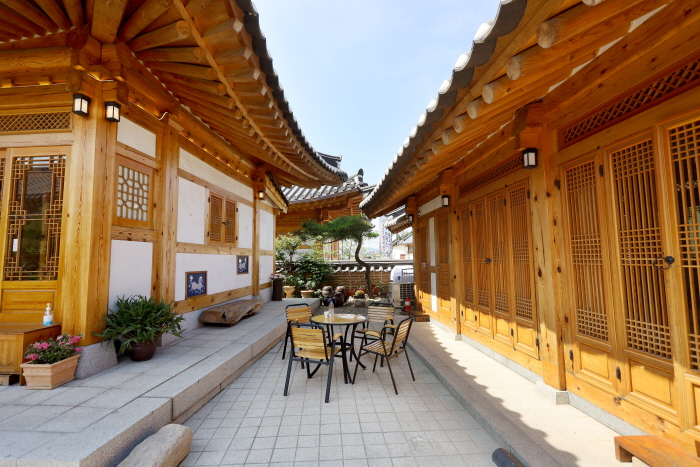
[
  {"left": 114, "top": 154, "right": 154, "bottom": 230},
  {"left": 206, "top": 190, "right": 238, "bottom": 247}
]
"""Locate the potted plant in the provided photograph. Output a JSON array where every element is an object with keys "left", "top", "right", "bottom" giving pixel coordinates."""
[
  {"left": 375, "top": 281, "right": 390, "bottom": 299},
  {"left": 354, "top": 289, "right": 366, "bottom": 307},
  {"left": 20, "top": 334, "right": 82, "bottom": 389},
  {"left": 94, "top": 295, "right": 185, "bottom": 362}
]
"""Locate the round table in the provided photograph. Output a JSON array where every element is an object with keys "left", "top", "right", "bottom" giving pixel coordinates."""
[{"left": 311, "top": 313, "right": 368, "bottom": 381}]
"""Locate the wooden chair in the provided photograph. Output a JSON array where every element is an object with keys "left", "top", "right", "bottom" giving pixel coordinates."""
[
  {"left": 281, "top": 303, "right": 312, "bottom": 360},
  {"left": 353, "top": 317, "right": 415, "bottom": 394},
  {"left": 353, "top": 305, "right": 395, "bottom": 353},
  {"left": 283, "top": 323, "right": 347, "bottom": 403}
]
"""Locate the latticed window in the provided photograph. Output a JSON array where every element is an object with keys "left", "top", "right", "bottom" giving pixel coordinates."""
[
  {"left": 115, "top": 157, "right": 152, "bottom": 229},
  {"left": 208, "top": 192, "right": 237, "bottom": 246},
  {"left": 4, "top": 155, "right": 65, "bottom": 281}
]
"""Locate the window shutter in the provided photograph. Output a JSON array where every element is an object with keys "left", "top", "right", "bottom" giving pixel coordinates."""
[
  {"left": 209, "top": 194, "right": 223, "bottom": 243},
  {"left": 224, "top": 200, "right": 236, "bottom": 244}
]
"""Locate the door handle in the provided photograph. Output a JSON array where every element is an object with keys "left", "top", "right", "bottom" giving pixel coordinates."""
[
  {"left": 485, "top": 258, "right": 492, "bottom": 264},
  {"left": 652, "top": 255, "right": 674, "bottom": 270}
]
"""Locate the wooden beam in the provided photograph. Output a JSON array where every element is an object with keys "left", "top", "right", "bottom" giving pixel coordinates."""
[
  {"left": 546, "top": 0, "right": 700, "bottom": 125},
  {"left": 0, "top": 0, "right": 58, "bottom": 33},
  {"left": 0, "top": 4, "right": 48, "bottom": 36},
  {"left": 35, "top": 0, "right": 72, "bottom": 31},
  {"left": 91, "top": 0, "right": 128, "bottom": 43},
  {"left": 155, "top": 70, "right": 226, "bottom": 94},
  {"left": 538, "top": 0, "right": 652, "bottom": 48},
  {"left": 62, "top": 0, "right": 85, "bottom": 28},
  {"left": 163, "top": 79, "right": 237, "bottom": 108},
  {"left": 128, "top": 20, "right": 191, "bottom": 52},
  {"left": 119, "top": 0, "right": 173, "bottom": 43},
  {"left": 136, "top": 46, "right": 207, "bottom": 63}
]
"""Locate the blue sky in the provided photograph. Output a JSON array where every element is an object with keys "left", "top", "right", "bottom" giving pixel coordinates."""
[{"left": 255, "top": 1, "right": 501, "bottom": 187}]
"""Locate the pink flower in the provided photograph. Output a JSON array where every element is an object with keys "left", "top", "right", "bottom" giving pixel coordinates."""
[
  {"left": 25, "top": 353, "right": 38, "bottom": 361},
  {"left": 70, "top": 336, "right": 81, "bottom": 345},
  {"left": 34, "top": 342, "right": 50, "bottom": 351},
  {"left": 74, "top": 348, "right": 82, "bottom": 352}
]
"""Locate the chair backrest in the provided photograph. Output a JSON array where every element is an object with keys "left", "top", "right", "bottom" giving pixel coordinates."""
[
  {"left": 389, "top": 317, "right": 413, "bottom": 351},
  {"left": 286, "top": 303, "right": 311, "bottom": 323},
  {"left": 290, "top": 324, "right": 328, "bottom": 359},
  {"left": 366, "top": 305, "right": 394, "bottom": 325}
]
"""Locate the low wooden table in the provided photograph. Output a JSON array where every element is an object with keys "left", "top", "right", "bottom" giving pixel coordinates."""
[{"left": 0, "top": 323, "right": 61, "bottom": 385}]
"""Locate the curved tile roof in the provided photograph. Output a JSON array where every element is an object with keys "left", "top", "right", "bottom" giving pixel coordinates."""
[
  {"left": 235, "top": 0, "right": 347, "bottom": 183},
  {"left": 284, "top": 168, "right": 371, "bottom": 203},
  {"left": 360, "top": 0, "right": 528, "bottom": 211}
]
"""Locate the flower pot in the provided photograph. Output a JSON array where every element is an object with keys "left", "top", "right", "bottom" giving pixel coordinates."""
[
  {"left": 354, "top": 299, "right": 365, "bottom": 307},
  {"left": 283, "top": 285, "right": 295, "bottom": 298},
  {"left": 130, "top": 341, "right": 157, "bottom": 362},
  {"left": 20, "top": 354, "right": 81, "bottom": 390},
  {"left": 300, "top": 290, "right": 314, "bottom": 298}
]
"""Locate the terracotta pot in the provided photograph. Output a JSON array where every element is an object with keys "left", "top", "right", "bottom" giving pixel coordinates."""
[
  {"left": 130, "top": 341, "right": 157, "bottom": 362},
  {"left": 20, "top": 354, "right": 81, "bottom": 390},
  {"left": 300, "top": 290, "right": 314, "bottom": 298},
  {"left": 283, "top": 285, "right": 295, "bottom": 298}
]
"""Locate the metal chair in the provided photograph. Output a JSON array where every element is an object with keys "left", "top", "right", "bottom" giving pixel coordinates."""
[
  {"left": 281, "top": 303, "right": 311, "bottom": 360},
  {"left": 283, "top": 323, "right": 347, "bottom": 403},
  {"left": 353, "top": 317, "right": 415, "bottom": 395}
]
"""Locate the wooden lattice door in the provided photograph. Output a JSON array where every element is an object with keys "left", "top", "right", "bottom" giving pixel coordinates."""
[
  {"left": 418, "top": 221, "right": 431, "bottom": 311},
  {"left": 473, "top": 198, "right": 492, "bottom": 336},
  {"left": 460, "top": 204, "right": 477, "bottom": 332},
  {"left": 561, "top": 156, "right": 619, "bottom": 391},
  {"left": 436, "top": 213, "right": 452, "bottom": 324},
  {"left": 489, "top": 192, "right": 512, "bottom": 346}
]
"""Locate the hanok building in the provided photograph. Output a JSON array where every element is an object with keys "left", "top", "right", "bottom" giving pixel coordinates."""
[
  {"left": 0, "top": 0, "right": 346, "bottom": 380},
  {"left": 361, "top": 0, "right": 700, "bottom": 456},
  {"left": 277, "top": 166, "right": 372, "bottom": 259},
  {"left": 383, "top": 206, "right": 414, "bottom": 260}
]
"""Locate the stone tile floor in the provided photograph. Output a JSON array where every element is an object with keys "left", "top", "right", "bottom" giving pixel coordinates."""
[{"left": 180, "top": 337, "right": 499, "bottom": 467}]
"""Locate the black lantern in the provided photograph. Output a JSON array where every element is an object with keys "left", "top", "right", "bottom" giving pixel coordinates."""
[
  {"left": 407, "top": 214, "right": 414, "bottom": 223},
  {"left": 105, "top": 102, "right": 121, "bottom": 122},
  {"left": 72, "top": 93, "right": 90, "bottom": 117},
  {"left": 441, "top": 194, "right": 450, "bottom": 207},
  {"left": 522, "top": 148, "right": 537, "bottom": 169},
  {"left": 257, "top": 190, "right": 265, "bottom": 200}
]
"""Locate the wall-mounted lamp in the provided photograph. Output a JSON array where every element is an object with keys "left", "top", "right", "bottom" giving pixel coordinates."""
[
  {"left": 257, "top": 190, "right": 265, "bottom": 200},
  {"left": 441, "top": 194, "right": 450, "bottom": 207},
  {"left": 105, "top": 102, "right": 121, "bottom": 122},
  {"left": 72, "top": 94, "right": 90, "bottom": 117},
  {"left": 407, "top": 214, "right": 414, "bottom": 223},
  {"left": 522, "top": 148, "right": 537, "bottom": 169}
]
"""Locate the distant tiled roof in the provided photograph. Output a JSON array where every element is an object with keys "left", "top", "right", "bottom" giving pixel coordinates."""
[
  {"left": 283, "top": 168, "right": 372, "bottom": 203},
  {"left": 384, "top": 206, "right": 411, "bottom": 233}
]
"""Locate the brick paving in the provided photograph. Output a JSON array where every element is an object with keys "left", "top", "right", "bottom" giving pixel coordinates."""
[{"left": 180, "top": 331, "right": 499, "bottom": 467}]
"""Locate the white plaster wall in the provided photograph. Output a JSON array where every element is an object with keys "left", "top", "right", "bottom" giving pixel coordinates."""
[
  {"left": 175, "top": 253, "right": 252, "bottom": 301},
  {"left": 117, "top": 118, "right": 156, "bottom": 158},
  {"left": 238, "top": 204, "right": 253, "bottom": 249},
  {"left": 179, "top": 149, "right": 253, "bottom": 201},
  {"left": 419, "top": 196, "right": 442, "bottom": 217},
  {"left": 108, "top": 240, "right": 153, "bottom": 309},
  {"left": 431, "top": 272, "right": 438, "bottom": 312},
  {"left": 259, "top": 288, "right": 272, "bottom": 302},
  {"left": 259, "top": 210, "right": 275, "bottom": 251},
  {"left": 259, "top": 255, "right": 274, "bottom": 285},
  {"left": 429, "top": 217, "right": 436, "bottom": 267},
  {"left": 177, "top": 177, "right": 206, "bottom": 244}
]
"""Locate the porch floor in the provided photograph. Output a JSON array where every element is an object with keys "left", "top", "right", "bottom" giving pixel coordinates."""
[
  {"left": 409, "top": 322, "right": 626, "bottom": 467},
  {"left": 0, "top": 298, "right": 317, "bottom": 467}
]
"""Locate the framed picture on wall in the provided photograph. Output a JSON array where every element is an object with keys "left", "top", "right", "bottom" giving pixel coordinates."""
[
  {"left": 237, "top": 256, "right": 249, "bottom": 274},
  {"left": 186, "top": 271, "right": 207, "bottom": 298}
]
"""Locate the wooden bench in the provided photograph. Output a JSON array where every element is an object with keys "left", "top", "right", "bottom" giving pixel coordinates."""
[
  {"left": 615, "top": 435, "right": 700, "bottom": 467},
  {"left": 198, "top": 299, "right": 264, "bottom": 326},
  {"left": 0, "top": 323, "right": 61, "bottom": 385}
]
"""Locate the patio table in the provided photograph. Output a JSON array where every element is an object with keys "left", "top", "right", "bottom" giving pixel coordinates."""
[{"left": 311, "top": 313, "right": 367, "bottom": 382}]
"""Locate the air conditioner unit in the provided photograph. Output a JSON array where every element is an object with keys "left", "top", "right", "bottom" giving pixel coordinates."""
[{"left": 391, "top": 282, "right": 415, "bottom": 309}]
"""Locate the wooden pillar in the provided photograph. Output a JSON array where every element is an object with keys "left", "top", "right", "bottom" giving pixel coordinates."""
[
  {"left": 518, "top": 104, "right": 567, "bottom": 390},
  {"left": 59, "top": 80, "right": 117, "bottom": 345},
  {"left": 406, "top": 196, "right": 420, "bottom": 311},
  {"left": 252, "top": 167, "right": 265, "bottom": 297},
  {"left": 441, "top": 170, "right": 461, "bottom": 335},
  {"left": 153, "top": 122, "right": 180, "bottom": 303}
]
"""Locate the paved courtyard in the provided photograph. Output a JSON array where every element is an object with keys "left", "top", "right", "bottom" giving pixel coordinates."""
[{"left": 180, "top": 335, "right": 499, "bottom": 467}]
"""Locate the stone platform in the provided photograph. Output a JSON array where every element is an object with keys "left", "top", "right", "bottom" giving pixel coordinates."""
[{"left": 0, "top": 298, "right": 318, "bottom": 467}]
